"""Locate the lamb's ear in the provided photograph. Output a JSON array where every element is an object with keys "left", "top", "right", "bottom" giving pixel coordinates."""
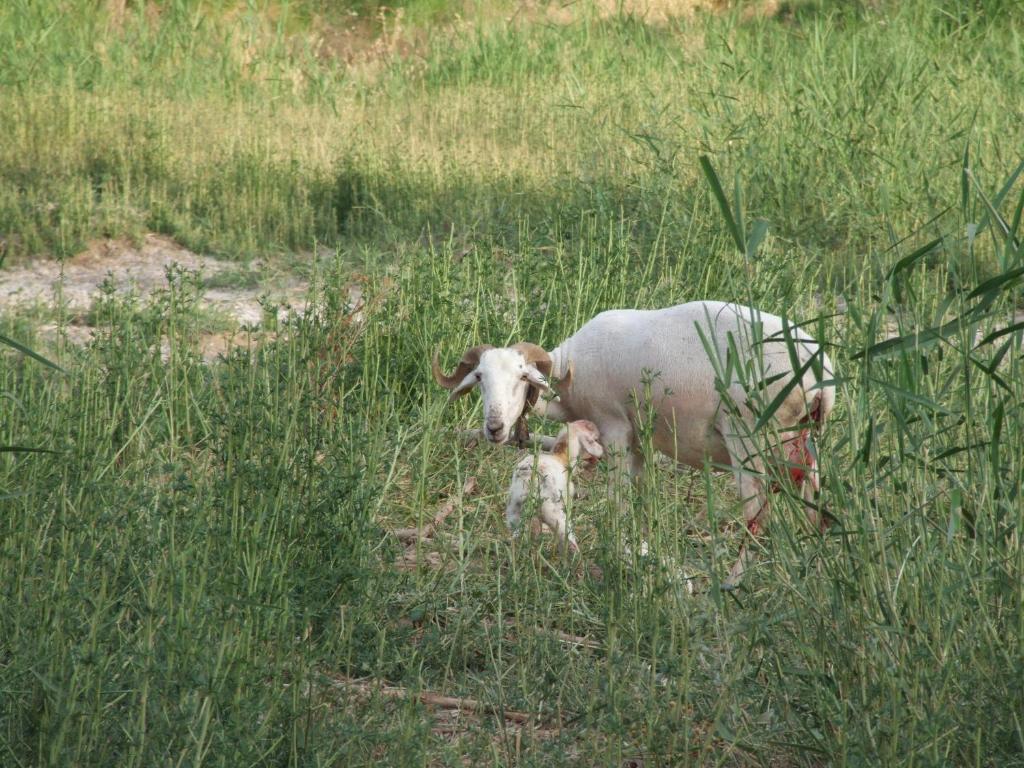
[
  {"left": 551, "top": 429, "right": 569, "bottom": 454},
  {"left": 577, "top": 422, "right": 603, "bottom": 458},
  {"left": 579, "top": 433, "right": 603, "bottom": 459}
]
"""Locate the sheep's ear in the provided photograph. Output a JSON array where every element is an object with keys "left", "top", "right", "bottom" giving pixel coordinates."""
[
  {"left": 433, "top": 345, "right": 493, "bottom": 390},
  {"left": 513, "top": 415, "right": 530, "bottom": 447},
  {"left": 448, "top": 370, "right": 479, "bottom": 401},
  {"left": 524, "top": 365, "right": 550, "bottom": 409},
  {"left": 512, "top": 342, "right": 552, "bottom": 377},
  {"left": 524, "top": 366, "right": 549, "bottom": 389}
]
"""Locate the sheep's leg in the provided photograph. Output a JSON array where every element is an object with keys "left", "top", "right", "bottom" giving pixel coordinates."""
[
  {"left": 598, "top": 423, "right": 643, "bottom": 494},
  {"left": 532, "top": 397, "right": 571, "bottom": 423},
  {"left": 580, "top": 425, "right": 640, "bottom": 580},
  {"left": 460, "top": 429, "right": 558, "bottom": 451},
  {"left": 604, "top": 441, "right": 644, "bottom": 526},
  {"left": 720, "top": 431, "right": 769, "bottom": 590},
  {"left": 780, "top": 428, "right": 830, "bottom": 533},
  {"left": 796, "top": 431, "right": 823, "bottom": 531},
  {"left": 601, "top": 427, "right": 669, "bottom": 574}
]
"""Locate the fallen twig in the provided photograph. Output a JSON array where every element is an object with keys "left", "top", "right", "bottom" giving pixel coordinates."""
[
  {"left": 547, "top": 628, "right": 602, "bottom": 650},
  {"left": 391, "top": 476, "right": 478, "bottom": 545},
  {"left": 324, "top": 675, "right": 537, "bottom": 725}
]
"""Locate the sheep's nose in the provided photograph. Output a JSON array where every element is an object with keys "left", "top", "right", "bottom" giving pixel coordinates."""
[{"left": 484, "top": 418, "right": 505, "bottom": 442}]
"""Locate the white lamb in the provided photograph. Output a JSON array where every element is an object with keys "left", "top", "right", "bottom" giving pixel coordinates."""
[{"left": 504, "top": 420, "right": 603, "bottom": 553}]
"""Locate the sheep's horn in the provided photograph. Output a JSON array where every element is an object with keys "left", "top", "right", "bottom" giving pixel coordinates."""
[
  {"left": 512, "top": 342, "right": 552, "bottom": 410},
  {"left": 432, "top": 345, "right": 494, "bottom": 390},
  {"left": 511, "top": 342, "right": 552, "bottom": 378}
]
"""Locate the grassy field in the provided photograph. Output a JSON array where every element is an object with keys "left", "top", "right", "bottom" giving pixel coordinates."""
[{"left": 2, "top": 0, "right": 1024, "bottom": 765}]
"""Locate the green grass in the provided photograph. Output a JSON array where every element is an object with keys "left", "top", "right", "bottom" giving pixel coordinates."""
[{"left": 2, "top": 0, "right": 1024, "bottom": 765}]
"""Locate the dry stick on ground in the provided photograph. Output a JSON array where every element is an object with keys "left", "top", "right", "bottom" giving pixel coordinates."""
[
  {"left": 392, "top": 475, "right": 479, "bottom": 545},
  {"left": 547, "top": 628, "right": 602, "bottom": 650},
  {"left": 325, "top": 676, "right": 538, "bottom": 726},
  {"left": 481, "top": 618, "right": 602, "bottom": 651},
  {"left": 392, "top": 475, "right": 479, "bottom": 573}
]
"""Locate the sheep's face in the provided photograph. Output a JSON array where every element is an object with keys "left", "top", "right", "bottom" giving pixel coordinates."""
[{"left": 467, "top": 348, "right": 549, "bottom": 444}]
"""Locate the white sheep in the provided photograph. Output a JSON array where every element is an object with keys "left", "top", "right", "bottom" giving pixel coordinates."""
[
  {"left": 433, "top": 301, "right": 836, "bottom": 586},
  {"left": 504, "top": 420, "right": 604, "bottom": 553}
]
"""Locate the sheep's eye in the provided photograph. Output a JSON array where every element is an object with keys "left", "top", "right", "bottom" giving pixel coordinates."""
[
  {"left": 520, "top": 374, "right": 529, "bottom": 382},
  {"left": 475, "top": 373, "right": 482, "bottom": 381}
]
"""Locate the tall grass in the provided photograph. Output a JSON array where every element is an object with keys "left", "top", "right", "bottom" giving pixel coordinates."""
[
  {"left": 2, "top": 0, "right": 1024, "bottom": 765},
  {"left": 3, "top": 0, "right": 1023, "bottom": 272}
]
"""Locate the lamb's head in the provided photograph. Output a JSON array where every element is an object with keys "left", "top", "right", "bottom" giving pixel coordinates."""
[
  {"left": 555, "top": 420, "right": 603, "bottom": 466},
  {"left": 433, "top": 342, "right": 552, "bottom": 444}
]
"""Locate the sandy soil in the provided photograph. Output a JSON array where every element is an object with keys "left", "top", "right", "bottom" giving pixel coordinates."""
[{"left": 0, "top": 234, "right": 320, "bottom": 361}]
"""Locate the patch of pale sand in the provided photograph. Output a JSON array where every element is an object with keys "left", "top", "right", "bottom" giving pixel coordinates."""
[
  {"left": 3, "top": 235, "right": 374, "bottom": 364},
  {"left": 2, "top": 235, "right": 211, "bottom": 310},
  {"left": 0, "top": 234, "right": 310, "bottom": 325},
  {"left": 544, "top": 0, "right": 779, "bottom": 24},
  {"left": 1, "top": 234, "right": 321, "bottom": 363},
  {"left": 34, "top": 323, "right": 96, "bottom": 347}
]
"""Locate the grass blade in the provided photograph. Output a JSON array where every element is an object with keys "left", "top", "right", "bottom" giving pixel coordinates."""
[
  {"left": 967, "top": 167, "right": 1021, "bottom": 249},
  {"left": 852, "top": 316, "right": 967, "bottom": 360},
  {"left": 973, "top": 156, "right": 1024, "bottom": 245},
  {"left": 884, "top": 237, "right": 943, "bottom": 282},
  {"left": 974, "top": 320, "right": 1024, "bottom": 349},
  {"left": 699, "top": 155, "right": 744, "bottom": 254},
  {"left": 746, "top": 218, "right": 770, "bottom": 261},
  {"left": 0, "top": 333, "right": 64, "bottom": 372}
]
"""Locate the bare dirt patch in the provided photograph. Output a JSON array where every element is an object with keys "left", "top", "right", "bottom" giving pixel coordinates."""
[
  {"left": 542, "top": 0, "right": 779, "bottom": 24},
  {"left": 0, "top": 233, "right": 316, "bottom": 361}
]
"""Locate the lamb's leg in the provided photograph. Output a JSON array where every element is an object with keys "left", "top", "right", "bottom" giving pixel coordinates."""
[
  {"left": 505, "top": 470, "right": 530, "bottom": 535},
  {"left": 539, "top": 499, "right": 579, "bottom": 554}
]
